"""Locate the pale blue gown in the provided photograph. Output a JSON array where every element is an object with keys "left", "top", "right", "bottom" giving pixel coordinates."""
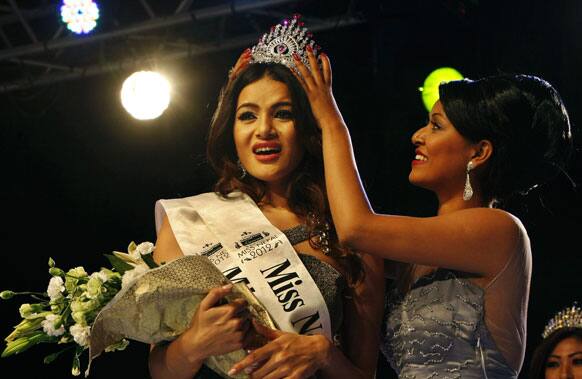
[{"left": 381, "top": 223, "right": 531, "bottom": 379}]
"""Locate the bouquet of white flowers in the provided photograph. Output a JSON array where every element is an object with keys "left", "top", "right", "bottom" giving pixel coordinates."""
[
  {"left": 0, "top": 241, "right": 159, "bottom": 376},
  {"left": 1, "top": 242, "right": 275, "bottom": 378}
]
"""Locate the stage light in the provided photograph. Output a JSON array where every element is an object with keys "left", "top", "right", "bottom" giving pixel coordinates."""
[
  {"left": 120, "top": 71, "right": 171, "bottom": 121},
  {"left": 60, "top": 0, "right": 100, "bottom": 35},
  {"left": 419, "top": 67, "right": 464, "bottom": 111}
]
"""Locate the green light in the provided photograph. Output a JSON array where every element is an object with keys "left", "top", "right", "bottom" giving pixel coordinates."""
[{"left": 419, "top": 67, "right": 464, "bottom": 111}]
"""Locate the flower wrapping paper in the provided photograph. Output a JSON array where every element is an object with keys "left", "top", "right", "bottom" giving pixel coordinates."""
[{"left": 88, "top": 254, "right": 277, "bottom": 379}]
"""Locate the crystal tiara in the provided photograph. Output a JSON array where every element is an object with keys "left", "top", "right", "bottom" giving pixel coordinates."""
[
  {"left": 250, "top": 14, "right": 320, "bottom": 72},
  {"left": 542, "top": 303, "right": 582, "bottom": 339}
]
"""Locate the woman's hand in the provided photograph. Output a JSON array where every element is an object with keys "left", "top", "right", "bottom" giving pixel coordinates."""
[
  {"left": 228, "top": 48, "right": 252, "bottom": 82},
  {"left": 228, "top": 319, "right": 332, "bottom": 379},
  {"left": 176, "top": 284, "right": 251, "bottom": 363},
  {"left": 292, "top": 47, "right": 344, "bottom": 129}
]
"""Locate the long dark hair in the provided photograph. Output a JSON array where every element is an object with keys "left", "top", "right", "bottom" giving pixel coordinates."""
[
  {"left": 206, "top": 62, "right": 363, "bottom": 284},
  {"left": 529, "top": 328, "right": 582, "bottom": 379}
]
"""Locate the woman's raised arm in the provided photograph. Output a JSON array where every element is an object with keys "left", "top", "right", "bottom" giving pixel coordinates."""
[{"left": 291, "top": 50, "right": 521, "bottom": 277}]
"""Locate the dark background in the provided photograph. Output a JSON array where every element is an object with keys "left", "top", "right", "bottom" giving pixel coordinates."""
[{"left": 0, "top": 1, "right": 580, "bottom": 378}]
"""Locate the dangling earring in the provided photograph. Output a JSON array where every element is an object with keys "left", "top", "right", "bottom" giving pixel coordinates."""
[
  {"left": 463, "top": 161, "right": 474, "bottom": 201},
  {"left": 237, "top": 159, "right": 247, "bottom": 179}
]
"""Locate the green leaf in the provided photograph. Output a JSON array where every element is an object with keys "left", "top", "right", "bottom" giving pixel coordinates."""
[
  {"left": 127, "top": 241, "right": 137, "bottom": 254},
  {"left": 6, "top": 317, "right": 45, "bottom": 342},
  {"left": 104, "top": 254, "right": 134, "bottom": 275},
  {"left": 104, "top": 339, "right": 129, "bottom": 352},
  {"left": 49, "top": 267, "right": 65, "bottom": 277},
  {"left": 48, "top": 257, "right": 55, "bottom": 268},
  {"left": 43, "top": 346, "right": 73, "bottom": 364},
  {"left": 2, "top": 332, "right": 56, "bottom": 358}
]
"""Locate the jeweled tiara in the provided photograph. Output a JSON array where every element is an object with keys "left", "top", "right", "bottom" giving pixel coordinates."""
[
  {"left": 250, "top": 14, "right": 320, "bottom": 71},
  {"left": 542, "top": 303, "right": 582, "bottom": 339}
]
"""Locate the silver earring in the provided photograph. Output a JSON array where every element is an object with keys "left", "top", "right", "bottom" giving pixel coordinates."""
[
  {"left": 237, "top": 159, "right": 247, "bottom": 179},
  {"left": 463, "top": 161, "right": 474, "bottom": 201}
]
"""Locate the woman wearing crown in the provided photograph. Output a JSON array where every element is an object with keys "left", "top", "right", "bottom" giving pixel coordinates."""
[
  {"left": 148, "top": 16, "right": 384, "bottom": 379},
  {"left": 530, "top": 304, "right": 582, "bottom": 379}
]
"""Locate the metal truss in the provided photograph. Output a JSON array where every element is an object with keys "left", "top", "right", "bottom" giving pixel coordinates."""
[{"left": 0, "top": 0, "right": 366, "bottom": 93}]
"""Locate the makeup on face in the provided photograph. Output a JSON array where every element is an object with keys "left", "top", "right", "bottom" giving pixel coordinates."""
[
  {"left": 545, "top": 337, "right": 582, "bottom": 379},
  {"left": 233, "top": 77, "right": 303, "bottom": 184}
]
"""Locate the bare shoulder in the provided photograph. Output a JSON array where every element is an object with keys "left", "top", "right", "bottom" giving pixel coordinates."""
[
  {"left": 454, "top": 207, "right": 530, "bottom": 257},
  {"left": 153, "top": 215, "right": 184, "bottom": 265},
  {"left": 491, "top": 209, "right": 532, "bottom": 266},
  {"left": 453, "top": 207, "right": 525, "bottom": 235}
]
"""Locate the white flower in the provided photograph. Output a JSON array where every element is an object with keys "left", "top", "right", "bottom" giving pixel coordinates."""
[
  {"left": 86, "top": 276, "right": 104, "bottom": 299},
  {"left": 41, "top": 314, "right": 65, "bottom": 337},
  {"left": 19, "top": 303, "right": 43, "bottom": 319},
  {"left": 65, "top": 266, "right": 88, "bottom": 293},
  {"left": 121, "top": 264, "right": 148, "bottom": 289},
  {"left": 67, "top": 266, "right": 88, "bottom": 278},
  {"left": 19, "top": 303, "right": 32, "bottom": 318},
  {"left": 69, "top": 323, "right": 91, "bottom": 347},
  {"left": 71, "top": 311, "right": 86, "bottom": 326},
  {"left": 130, "top": 242, "right": 155, "bottom": 261},
  {"left": 47, "top": 276, "right": 65, "bottom": 300},
  {"left": 70, "top": 298, "right": 99, "bottom": 323},
  {"left": 90, "top": 271, "right": 109, "bottom": 283}
]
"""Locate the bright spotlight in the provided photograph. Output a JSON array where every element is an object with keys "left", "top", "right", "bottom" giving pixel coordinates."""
[
  {"left": 419, "top": 67, "right": 464, "bottom": 111},
  {"left": 60, "top": 0, "right": 100, "bottom": 35},
  {"left": 120, "top": 71, "right": 171, "bottom": 121}
]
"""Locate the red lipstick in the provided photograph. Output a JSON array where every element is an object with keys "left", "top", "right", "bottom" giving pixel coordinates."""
[{"left": 252, "top": 142, "right": 282, "bottom": 162}]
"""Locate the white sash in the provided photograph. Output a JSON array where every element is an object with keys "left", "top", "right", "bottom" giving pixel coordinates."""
[{"left": 155, "top": 192, "right": 332, "bottom": 339}]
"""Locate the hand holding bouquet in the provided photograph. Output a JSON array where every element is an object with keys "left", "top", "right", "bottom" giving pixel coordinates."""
[{"left": 1, "top": 242, "right": 275, "bottom": 378}]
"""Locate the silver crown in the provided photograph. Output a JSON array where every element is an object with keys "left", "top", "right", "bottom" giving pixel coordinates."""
[
  {"left": 542, "top": 303, "right": 582, "bottom": 339},
  {"left": 250, "top": 14, "right": 320, "bottom": 71}
]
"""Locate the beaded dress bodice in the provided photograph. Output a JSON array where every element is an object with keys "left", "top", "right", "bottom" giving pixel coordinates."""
[{"left": 381, "top": 269, "right": 517, "bottom": 379}]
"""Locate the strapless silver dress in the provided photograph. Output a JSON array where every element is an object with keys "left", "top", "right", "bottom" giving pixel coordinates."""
[{"left": 381, "top": 270, "right": 517, "bottom": 379}]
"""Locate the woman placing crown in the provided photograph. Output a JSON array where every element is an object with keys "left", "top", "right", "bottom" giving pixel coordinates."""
[
  {"left": 148, "top": 16, "right": 384, "bottom": 379},
  {"left": 289, "top": 41, "right": 574, "bottom": 377},
  {"left": 529, "top": 304, "right": 582, "bottom": 379}
]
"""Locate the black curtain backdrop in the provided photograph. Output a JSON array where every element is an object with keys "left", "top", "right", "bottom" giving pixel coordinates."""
[{"left": 1, "top": 1, "right": 580, "bottom": 378}]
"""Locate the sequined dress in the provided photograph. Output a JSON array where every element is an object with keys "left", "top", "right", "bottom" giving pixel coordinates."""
[
  {"left": 195, "top": 224, "right": 347, "bottom": 379},
  {"left": 381, "top": 269, "right": 519, "bottom": 379}
]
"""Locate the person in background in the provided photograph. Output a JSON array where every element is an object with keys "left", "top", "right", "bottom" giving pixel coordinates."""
[{"left": 530, "top": 304, "right": 582, "bottom": 379}]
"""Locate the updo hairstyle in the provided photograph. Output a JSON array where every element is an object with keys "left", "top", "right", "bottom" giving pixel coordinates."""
[{"left": 439, "top": 74, "right": 573, "bottom": 206}]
